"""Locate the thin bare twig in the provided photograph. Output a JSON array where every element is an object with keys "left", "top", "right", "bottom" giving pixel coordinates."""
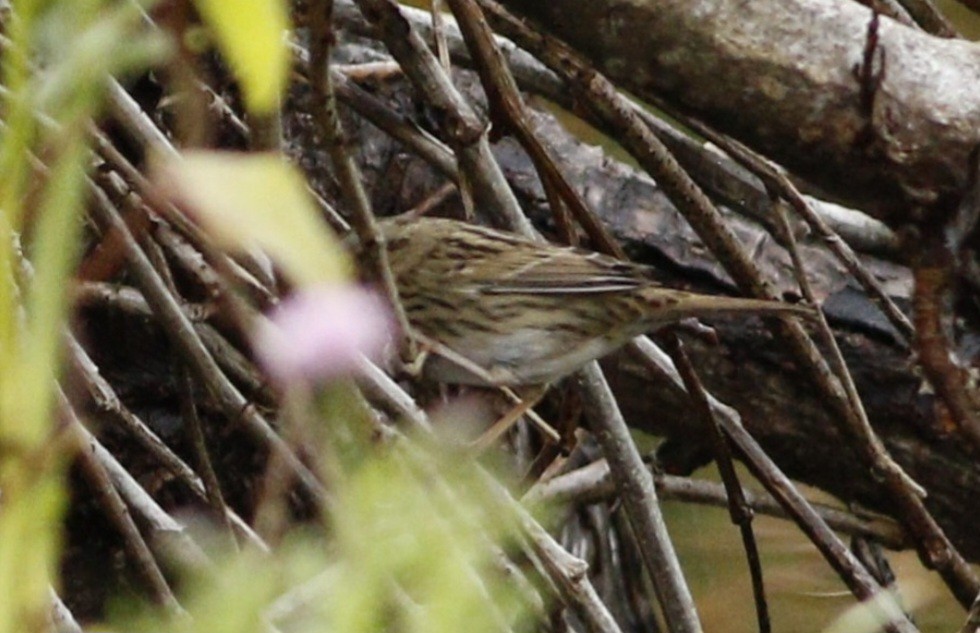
[
  {"left": 352, "top": 0, "right": 535, "bottom": 235},
  {"left": 444, "top": 0, "right": 626, "bottom": 258},
  {"left": 576, "top": 363, "right": 702, "bottom": 633},
  {"left": 60, "top": 393, "right": 182, "bottom": 612},
  {"left": 307, "top": 0, "right": 418, "bottom": 364},
  {"left": 681, "top": 124, "right": 913, "bottom": 344},
  {"left": 667, "top": 336, "right": 771, "bottom": 633},
  {"left": 526, "top": 460, "right": 908, "bottom": 550}
]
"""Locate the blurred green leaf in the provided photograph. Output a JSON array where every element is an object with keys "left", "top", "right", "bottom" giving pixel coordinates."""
[
  {"left": 0, "top": 479, "right": 65, "bottom": 633},
  {"left": 192, "top": 0, "right": 290, "bottom": 113},
  {"left": 821, "top": 582, "right": 935, "bottom": 633},
  {"left": 116, "top": 443, "right": 531, "bottom": 633},
  {"left": 0, "top": 3, "right": 167, "bottom": 632},
  {"left": 326, "top": 449, "right": 524, "bottom": 633},
  {"left": 156, "top": 150, "right": 352, "bottom": 286}
]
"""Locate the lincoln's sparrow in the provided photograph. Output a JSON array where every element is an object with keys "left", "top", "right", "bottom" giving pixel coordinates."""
[{"left": 379, "top": 216, "right": 811, "bottom": 386}]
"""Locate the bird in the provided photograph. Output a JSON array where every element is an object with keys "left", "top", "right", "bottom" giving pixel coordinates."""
[{"left": 378, "top": 215, "right": 812, "bottom": 387}]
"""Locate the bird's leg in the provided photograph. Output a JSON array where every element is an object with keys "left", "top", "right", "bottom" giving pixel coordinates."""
[
  {"left": 501, "top": 386, "right": 560, "bottom": 444},
  {"left": 662, "top": 318, "right": 721, "bottom": 346},
  {"left": 399, "top": 337, "right": 430, "bottom": 377},
  {"left": 469, "top": 385, "right": 557, "bottom": 454}
]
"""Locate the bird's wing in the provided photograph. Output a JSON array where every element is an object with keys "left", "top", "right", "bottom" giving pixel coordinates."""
[{"left": 469, "top": 244, "right": 650, "bottom": 295}]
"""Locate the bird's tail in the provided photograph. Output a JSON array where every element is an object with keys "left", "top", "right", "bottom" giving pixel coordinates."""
[{"left": 643, "top": 289, "right": 815, "bottom": 325}]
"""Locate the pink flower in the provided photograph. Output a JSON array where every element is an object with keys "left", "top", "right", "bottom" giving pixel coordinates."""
[{"left": 255, "top": 285, "right": 393, "bottom": 383}]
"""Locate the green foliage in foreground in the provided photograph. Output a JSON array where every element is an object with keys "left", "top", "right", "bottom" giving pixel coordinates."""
[{"left": 0, "top": 1, "right": 539, "bottom": 630}]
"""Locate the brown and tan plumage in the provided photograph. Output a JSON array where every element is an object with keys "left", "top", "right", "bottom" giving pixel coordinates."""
[{"left": 380, "top": 215, "right": 811, "bottom": 386}]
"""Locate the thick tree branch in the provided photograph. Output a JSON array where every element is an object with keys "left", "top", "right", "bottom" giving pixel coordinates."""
[{"left": 495, "top": 0, "right": 980, "bottom": 224}]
